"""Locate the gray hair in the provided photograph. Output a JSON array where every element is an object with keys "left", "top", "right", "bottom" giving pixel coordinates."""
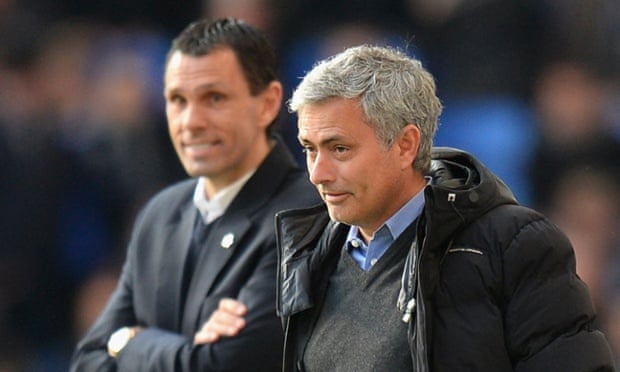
[{"left": 289, "top": 45, "right": 442, "bottom": 173}]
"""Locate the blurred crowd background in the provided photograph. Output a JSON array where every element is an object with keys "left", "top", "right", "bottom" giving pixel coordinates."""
[{"left": 1, "top": 0, "right": 619, "bottom": 370}]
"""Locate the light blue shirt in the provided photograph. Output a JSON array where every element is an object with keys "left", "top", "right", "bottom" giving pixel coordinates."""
[{"left": 345, "top": 187, "right": 426, "bottom": 271}]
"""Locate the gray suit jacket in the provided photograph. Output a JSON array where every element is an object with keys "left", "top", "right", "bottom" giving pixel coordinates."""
[{"left": 70, "top": 138, "right": 320, "bottom": 371}]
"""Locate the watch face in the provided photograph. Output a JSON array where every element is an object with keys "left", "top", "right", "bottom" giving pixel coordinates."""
[{"left": 108, "top": 327, "right": 132, "bottom": 357}]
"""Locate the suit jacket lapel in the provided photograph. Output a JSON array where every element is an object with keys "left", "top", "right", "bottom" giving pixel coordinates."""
[
  {"left": 181, "top": 138, "right": 299, "bottom": 333},
  {"left": 156, "top": 198, "right": 196, "bottom": 331},
  {"left": 181, "top": 214, "right": 251, "bottom": 334}
]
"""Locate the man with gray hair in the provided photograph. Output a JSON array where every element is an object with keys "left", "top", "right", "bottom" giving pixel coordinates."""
[{"left": 213, "top": 45, "right": 615, "bottom": 371}]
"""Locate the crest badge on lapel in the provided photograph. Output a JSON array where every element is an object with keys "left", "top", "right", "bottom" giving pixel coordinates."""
[{"left": 221, "top": 233, "right": 235, "bottom": 249}]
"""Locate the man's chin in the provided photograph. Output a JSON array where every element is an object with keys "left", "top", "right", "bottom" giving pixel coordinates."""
[
  {"left": 184, "top": 161, "right": 217, "bottom": 178},
  {"left": 185, "top": 170, "right": 210, "bottom": 179},
  {"left": 326, "top": 208, "right": 353, "bottom": 225}
]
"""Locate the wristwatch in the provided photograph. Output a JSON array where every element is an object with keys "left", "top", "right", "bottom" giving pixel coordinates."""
[{"left": 107, "top": 327, "right": 137, "bottom": 358}]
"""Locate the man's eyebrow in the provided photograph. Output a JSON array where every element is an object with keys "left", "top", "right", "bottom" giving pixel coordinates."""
[
  {"left": 165, "top": 82, "right": 222, "bottom": 95},
  {"left": 298, "top": 135, "right": 344, "bottom": 146}
]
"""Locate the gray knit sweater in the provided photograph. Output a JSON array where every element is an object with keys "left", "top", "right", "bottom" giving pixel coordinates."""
[{"left": 303, "top": 235, "right": 413, "bottom": 372}]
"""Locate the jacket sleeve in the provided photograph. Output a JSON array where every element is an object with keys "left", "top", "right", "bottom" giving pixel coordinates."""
[
  {"left": 502, "top": 216, "right": 615, "bottom": 371},
  {"left": 119, "top": 241, "right": 282, "bottom": 371},
  {"left": 70, "top": 232, "right": 283, "bottom": 371},
  {"left": 69, "top": 254, "right": 139, "bottom": 372}
]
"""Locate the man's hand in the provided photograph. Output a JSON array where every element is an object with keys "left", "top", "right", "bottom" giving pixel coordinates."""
[{"left": 194, "top": 298, "right": 247, "bottom": 344}]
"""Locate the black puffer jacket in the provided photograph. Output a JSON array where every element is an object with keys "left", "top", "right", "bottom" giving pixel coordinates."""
[{"left": 275, "top": 147, "right": 615, "bottom": 371}]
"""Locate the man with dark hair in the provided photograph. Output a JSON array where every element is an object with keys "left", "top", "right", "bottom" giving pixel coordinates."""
[{"left": 70, "top": 18, "right": 319, "bottom": 371}]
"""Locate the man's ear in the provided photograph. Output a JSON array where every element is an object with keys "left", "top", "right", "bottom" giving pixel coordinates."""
[
  {"left": 257, "top": 81, "right": 283, "bottom": 129},
  {"left": 397, "top": 124, "right": 421, "bottom": 170}
]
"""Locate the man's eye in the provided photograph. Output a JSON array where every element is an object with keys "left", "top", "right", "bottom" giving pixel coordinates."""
[
  {"left": 334, "top": 146, "right": 348, "bottom": 153},
  {"left": 169, "top": 95, "right": 185, "bottom": 104},
  {"left": 209, "top": 93, "right": 224, "bottom": 103}
]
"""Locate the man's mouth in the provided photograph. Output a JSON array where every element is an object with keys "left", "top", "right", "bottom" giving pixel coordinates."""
[
  {"left": 322, "top": 191, "right": 349, "bottom": 204},
  {"left": 183, "top": 140, "right": 221, "bottom": 156}
]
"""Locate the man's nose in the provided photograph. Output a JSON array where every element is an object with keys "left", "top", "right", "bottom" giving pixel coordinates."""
[
  {"left": 180, "top": 103, "right": 208, "bottom": 130},
  {"left": 308, "top": 151, "right": 334, "bottom": 186}
]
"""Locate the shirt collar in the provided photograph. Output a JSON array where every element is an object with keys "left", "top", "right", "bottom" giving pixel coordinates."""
[{"left": 192, "top": 170, "right": 255, "bottom": 224}]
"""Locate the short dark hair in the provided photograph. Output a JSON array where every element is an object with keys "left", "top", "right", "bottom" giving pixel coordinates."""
[{"left": 166, "top": 17, "right": 278, "bottom": 96}]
